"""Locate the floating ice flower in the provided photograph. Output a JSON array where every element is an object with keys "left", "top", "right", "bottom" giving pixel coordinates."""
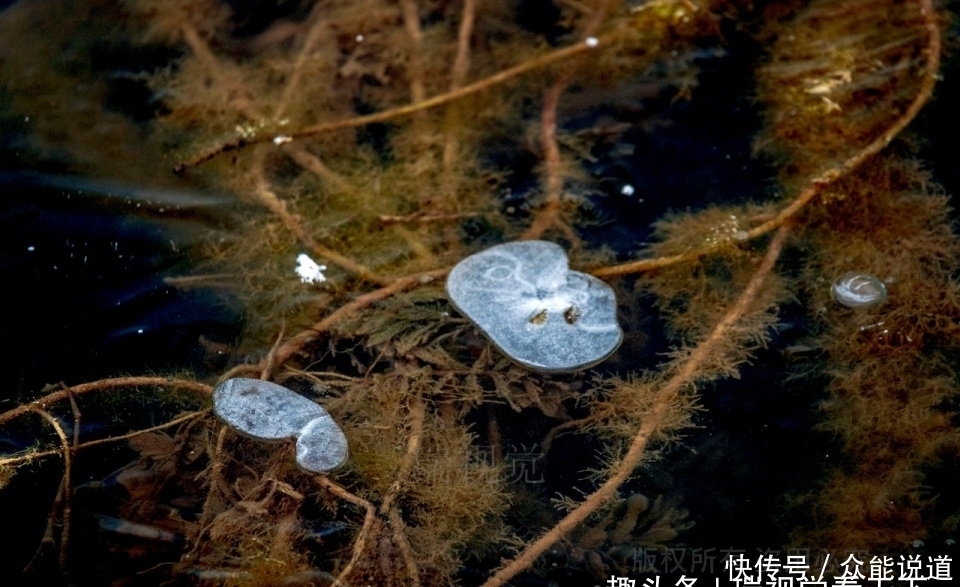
[
  {"left": 295, "top": 253, "right": 327, "bottom": 284},
  {"left": 831, "top": 272, "right": 887, "bottom": 309},
  {"left": 213, "top": 378, "right": 348, "bottom": 473},
  {"left": 446, "top": 240, "right": 622, "bottom": 372}
]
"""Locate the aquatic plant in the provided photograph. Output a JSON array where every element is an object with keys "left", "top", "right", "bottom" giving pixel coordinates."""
[
  {"left": 0, "top": 0, "right": 957, "bottom": 584},
  {"left": 557, "top": 492, "right": 694, "bottom": 579}
]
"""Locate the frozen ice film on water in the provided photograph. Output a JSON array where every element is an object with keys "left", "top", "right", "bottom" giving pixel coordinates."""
[
  {"left": 446, "top": 240, "right": 622, "bottom": 372},
  {"left": 213, "top": 377, "right": 348, "bottom": 473}
]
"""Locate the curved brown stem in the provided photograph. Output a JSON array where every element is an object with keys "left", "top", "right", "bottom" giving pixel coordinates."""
[
  {"left": 379, "top": 393, "right": 425, "bottom": 515},
  {"left": 28, "top": 406, "right": 73, "bottom": 571},
  {"left": 174, "top": 38, "right": 600, "bottom": 172},
  {"left": 442, "top": 0, "right": 478, "bottom": 177},
  {"left": 317, "top": 476, "right": 378, "bottom": 587},
  {"left": 520, "top": 79, "right": 570, "bottom": 242},
  {"left": 521, "top": 0, "right": 615, "bottom": 242},
  {"left": 0, "top": 377, "right": 212, "bottom": 426},
  {"left": 250, "top": 160, "right": 390, "bottom": 285},
  {"left": 389, "top": 505, "right": 422, "bottom": 587},
  {"left": 0, "top": 411, "right": 208, "bottom": 467},
  {"left": 592, "top": 0, "right": 940, "bottom": 279}
]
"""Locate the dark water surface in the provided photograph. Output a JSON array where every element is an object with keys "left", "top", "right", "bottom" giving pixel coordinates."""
[{"left": 2, "top": 0, "right": 959, "bottom": 585}]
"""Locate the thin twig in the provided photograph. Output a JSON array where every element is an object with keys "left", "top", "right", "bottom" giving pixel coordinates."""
[
  {"left": 261, "top": 326, "right": 287, "bottom": 381},
  {"left": 541, "top": 415, "right": 597, "bottom": 455},
  {"left": 0, "top": 412, "right": 209, "bottom": 468},
  {"left": 62, "top": 384, "right": 81, "bottom": 449},
  {"left": 185, "top": 427, "right": 230, "bottom": 563},
  {"left": 589, "top": 252, "right": 692, "bottom": 278},
  {"left": 380, "top": 211, "right": 481, "bottom": 225},
  {"left": 317, "top": 476, "right": 378, "bottom": 587},
  {"left": 402, "top": 0, "right": 447, "bottom": 212},
  {"left": 389, "top": 505, "right": 422, "bottom": 587},
  {"left": 174, "top": 36, "right": 601, "bottom": 172},
  {"left": 62, "top": 385, "right": 82, "bottom": 573},
  {"left": 0, "top": 377, "right": 212, "bottom": 426},
  {"left": 400, "top": 0, "right": 427, "bottom": 106},
  {"left": 520, "top": 79, "right": 571, "bottom": 242},
  {"left": 179, "top": 21, "right": 258, "bottom": 121},
  {"left": 442, "top": 0, "right": 478, "bottom": 175},
  {"left": 394, "top": 223, "right": 439, "bottom": 266},
  {"left": 75, "top": 411, "right": 208, "bottom": 452},
  {"left": 24, "top": 478, "right": 64, "bottom": 574},
  {"left": 521, "top": 0, "right": 614, "bottom": 241},
  {"left": 380, "top": 393, "right": 425, "bottom": 515},
  {"left": 274, "top": 3, "right": 328, "bottom": 121},
  {"left": 163, "top": 273, "right": 239, "bottom": 288},
  {"left": 284, "top": 145, "right": 353, "bottom": 191},
  {"left": 27, "top": 406, "right": 73, "bottom": 572}
]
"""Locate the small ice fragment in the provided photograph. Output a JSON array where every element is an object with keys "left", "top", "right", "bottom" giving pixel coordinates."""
[
  {"left": 213, "top": 378, "right": 348, "bottom": 473},
  {"left": 296, "top": 253, "right": 327, "bottom": 284},
  {"left": 831, "top": 272, "right": 887, "bottom": 309},
  {"left": 620, "top": 184, "right": 635, "bottom": 196}
]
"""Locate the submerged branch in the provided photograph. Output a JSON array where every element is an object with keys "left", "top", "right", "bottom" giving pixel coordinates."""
[
  {"left": 26, "top": 406, "right": 73, "bottom": 572},
  {"left": 173, "top": 36, "right": 602, "bottom": 172},
  {"left": 250, "top": 161, "right": 391, "bottom": 285},
  {"left": 0, "top": 377, "right": 212, "bottom": 426},
  {"left": 522, "top": 0, "right": 614, "bottom": 242},
  {"left": 317, "top": 476, "right": 378, "bottom": 587}
]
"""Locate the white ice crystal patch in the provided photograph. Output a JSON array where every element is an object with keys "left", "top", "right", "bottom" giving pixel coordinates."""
[
  {"left": 213, "top": 378, "right": 348, "bottom": 473},
  {"left": 295, "top": 253, "right": 327, "bottom": 284}
]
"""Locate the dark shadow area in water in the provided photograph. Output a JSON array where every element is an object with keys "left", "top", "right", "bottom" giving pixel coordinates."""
[
  {"left": 0, "top": 173, "right": 244, "bottom": 396},
  {"left": 481, "top": 26, "right": 773, "bottom": 260}
]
